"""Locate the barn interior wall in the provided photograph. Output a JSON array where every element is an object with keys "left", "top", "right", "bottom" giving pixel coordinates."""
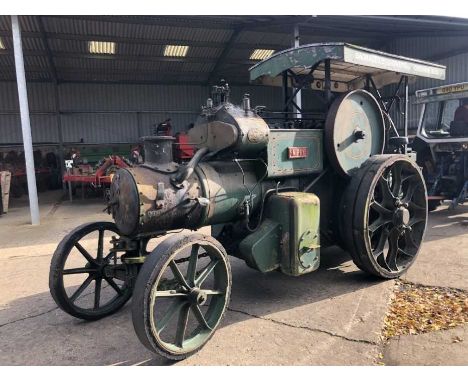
[
  {"left": 1, "top": 34, "right": 467, "bottom": 145},
  {"left": 0, "top": 82, "right": 284, "bottom": 145}
]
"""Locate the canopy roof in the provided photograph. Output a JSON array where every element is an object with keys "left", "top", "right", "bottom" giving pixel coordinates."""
[
  {"left": 249, "top": 43, "right": 446, "bottom": 90},
  {"left": 415, "top": 82, "right": 468, "bottom": 104}
]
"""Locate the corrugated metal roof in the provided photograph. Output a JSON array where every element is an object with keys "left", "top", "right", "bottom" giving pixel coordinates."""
[{"left": 0, "top": 15, "right": 467, "bottom": 84}]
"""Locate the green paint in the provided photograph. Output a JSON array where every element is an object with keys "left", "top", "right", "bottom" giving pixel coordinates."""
[
  {"left": 238, "top": 192, "right": 321, "bottom": 276},
  {"left": 239, "top": 219, "right": 281, "bottom": 273},
  {"left": 267, "top": 129, "right": 323, "bottom": 178},
  {"left": 249, "top": 42, "right": 445, "bottom": 82}
]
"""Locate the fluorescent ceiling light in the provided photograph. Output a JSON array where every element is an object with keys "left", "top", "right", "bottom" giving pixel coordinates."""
[
  {"left": 0, "top": 38, "right": 5, "bottom": 50},
  {"left": 88, "top": 41, "right": 116, "bottom": 54},
  {"left": 164, "top": 45, "right": 189, "bottom": 57},
  {"left": 250, "top": 49, "right": 275, "bottom": 60}
]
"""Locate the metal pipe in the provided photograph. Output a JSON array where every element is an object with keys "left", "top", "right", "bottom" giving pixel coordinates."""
[
  {"left": 293, "top": 25, "right": 302, "bottom": 119},
  {"left": 324, "top": 59, "right": 332, "bottom": 109},
  {"left": 404, "top": 75, "right": 409, "bottom": 153},
  {"left": 171, "top": 147, "right": 209, "bottom": 186},
  {"left": 282, "top": 71, "right": 289, "bottom": 122},
  {"left": 11, "top": 15, "right": 40, "bottom": 225}
]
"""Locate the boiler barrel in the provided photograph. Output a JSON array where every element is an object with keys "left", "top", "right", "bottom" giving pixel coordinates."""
[{"left": 109, "top": 160, "right": 265, "bottom": 236}]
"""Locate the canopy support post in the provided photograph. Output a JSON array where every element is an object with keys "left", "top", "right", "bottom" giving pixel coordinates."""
[
  {"left": 292, "top": 25, "right": 302, "bottom": 119},
  {"left": 324, "top": 59, "right": 332, "bottom": 109},
  {"left": 282, "top": 71, "right": 289, "bottom": 123},
  {"left": 11, "top": 15, "right": 40, "bottom": 225},
  {"left": 403, "top": 75, "right": 409, "bottom": 153}
]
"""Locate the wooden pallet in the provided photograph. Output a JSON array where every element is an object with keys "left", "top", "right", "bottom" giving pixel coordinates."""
[{"left": 0, "top": 171, "right": 11, "bottom": 214}]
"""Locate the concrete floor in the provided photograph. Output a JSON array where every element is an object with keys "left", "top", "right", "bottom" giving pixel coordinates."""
[{"left": 0, "top": 190, "right": 466, "bottom": 365}]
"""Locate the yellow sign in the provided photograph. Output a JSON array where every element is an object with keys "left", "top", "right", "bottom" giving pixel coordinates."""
[{"left": 436, "top": 83, "right": 468, "bottom": 95}]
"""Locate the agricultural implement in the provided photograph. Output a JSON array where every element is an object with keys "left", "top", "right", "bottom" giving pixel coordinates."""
[
  {"left": 49, "top": 43, "right": 446, "bottom": 360},
  {"left": 412, "top": 82, "right": 468, "bottom": 210},
  {"left": 63, "top": 155, "right": 131, "bottom": 201}
]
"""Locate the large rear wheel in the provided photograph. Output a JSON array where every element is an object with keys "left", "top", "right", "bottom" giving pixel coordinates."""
[{"left": 341, "top": 155, "right": 427, "bottom": 278}]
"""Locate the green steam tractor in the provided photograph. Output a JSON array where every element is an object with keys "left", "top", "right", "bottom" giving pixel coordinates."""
[{"left": 49, "top": 43, "right": 445, "bottom": 360}]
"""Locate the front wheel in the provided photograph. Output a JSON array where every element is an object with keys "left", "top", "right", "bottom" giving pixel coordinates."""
[
  {"left": 131, "top": 233, "right": 231, "bottom": 360},
  {"left": 49, "top": 222, "right": 133, "bottom": 320},
  {"left": 341, "top": 155, "right": 428, "bottom": 279}
]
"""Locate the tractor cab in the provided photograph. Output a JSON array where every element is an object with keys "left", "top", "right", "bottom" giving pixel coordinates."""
[
  {"left": 415, "top": 83, "right": 468, "bottom": 142},
  {"left": 413, "top": 83, "right": 468, "bottom": 210}
]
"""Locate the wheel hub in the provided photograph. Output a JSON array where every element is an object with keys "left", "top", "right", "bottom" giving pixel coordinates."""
[
  {"left": 188, "top": 288, "right": 208, "bottom": 306},
  {"left": 393, "top": 203, "right": 410, "bottom": 227}
]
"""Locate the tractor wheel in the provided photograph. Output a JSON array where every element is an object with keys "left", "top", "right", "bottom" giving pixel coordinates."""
[
  {"left": 132, "top": 233, "right": 231, "bottom": 360},
  {"left": 340, "top": 155, "right": 427, "bottom": 279}
]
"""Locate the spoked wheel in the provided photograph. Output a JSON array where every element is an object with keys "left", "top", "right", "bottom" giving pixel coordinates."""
[
  {"left": 49, "top": 221, "right": 133, "bottom": 320},
  {"left": 132, "top": 233, "right": 231, "bottom": 360},
  {"left": 341, "top": 155, "right": 428, "bottom": 278}
]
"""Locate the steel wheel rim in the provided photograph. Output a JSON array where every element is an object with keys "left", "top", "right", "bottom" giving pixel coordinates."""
[
  {"left": 60, "top": 225, "right": 130, "bottom": 314},
  {"left": 148, "top": 240, "right": 230, "bottom": 355},
  {"left": 366, "top": 160, "right": 427, "bottom": 273}
]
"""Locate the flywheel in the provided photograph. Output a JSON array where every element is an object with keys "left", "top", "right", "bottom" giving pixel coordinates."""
[{"left": 325, "top": 89, "right": 385, "bottom": 177}]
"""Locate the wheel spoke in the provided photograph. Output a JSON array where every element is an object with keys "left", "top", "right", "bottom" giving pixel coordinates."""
[
  {"left": 392, "top": 163, "right": 403, "bottom": 197},
  {"left": 169, "top": 261, "right": 190, "bottom": 290},
  {"left": 97, "top": 229, "right": 104, "bottom": 262},
  {"left": 404, "top": 229, "right": 418, "bottom": 249},
  {"left": 175, "top": 304, "right": 191, "bottom": 347},
  {"left": 155, "top": 290, "right": 188, "bottom": 298},
  {"left": 104, "top": 276, "right": 123, "bottom": 296},
  {"left": 372, "top": 226, "right": 390, "bottom": 258},
  {"left": 62, "top": 267, "right": 97, "bottom": 275},
  {"left": 402, "top": 174, "right": 417, "bottom": 187},
  {"left": 94, "top": 278, "right": 102, "bottom": 309},
  {"left": 195, "top": 259, "right": 219, "bottom": 287},
  {"left": 75, "top": 242, "right": 97, "bottom": 265},
  {"left": 399, "top": 248, "right": 417, "bottom": 258},
  {"left": 378, "top": 177, "right": 394, "bottom": 207},
  {"left": 370, "top": 200, "right": 392, "bottom": 218},
  {"left": 186, "top": 244, "right": 199, "bottom": 286},
  {"left": 70, "top": 275, "right": 94, "bottom": 302},
  {"left": 156, "top": 299, "right": 187, "bottom": 334},
  {"left": 202, "top": 289, "right": 224, "bottom": 295},
  {"left": 402, "top": 181, "right": 418, "bottom": 204},
  {"left": 384, "top": 229, "right": 400, "bottom": 272},
  {"left": 191, "top": 304, "right": 212, "bottom": 330},
  {"left": 369, "top": 217, "right": 391, "bottom": 233},
  {"left": 409, "top": 200, "right": 425, "bottom": 212}
]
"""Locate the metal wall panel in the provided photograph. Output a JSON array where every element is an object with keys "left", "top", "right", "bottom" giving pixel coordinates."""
[
  {"left": 0, "top": 114, "right": 58, "bottom": 144},
  {"left": 387, "top": 37, "right": 468, "bottom": 131},
  {"left": 58, "top": 83, "right": 210, "bottom": 111},
  {"left": 60, "top": 113, "right": 136, "bottom": 143}
]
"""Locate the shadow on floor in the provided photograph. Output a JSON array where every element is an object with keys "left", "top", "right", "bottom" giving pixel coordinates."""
[{"left": 0, "top": 246, "right": 383, "bottom": 366}]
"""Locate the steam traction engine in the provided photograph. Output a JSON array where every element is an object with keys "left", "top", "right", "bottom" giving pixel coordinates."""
[{"left": 49, "top": 43, "right": 446, "bottom": 360}]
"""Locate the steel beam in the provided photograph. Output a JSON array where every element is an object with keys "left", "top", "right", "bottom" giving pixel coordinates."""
[
  {"left": 206, "top": 27, "right": 243, "bottom": 85},
  {"left": 11, "top": 15, "right": 40, "bottom": 225},
  {"left": 349, "top": 15, "right": 468, "bottom": 29},
  {"left": 37, "top": 16, "right": 65, "bottom": 187}
]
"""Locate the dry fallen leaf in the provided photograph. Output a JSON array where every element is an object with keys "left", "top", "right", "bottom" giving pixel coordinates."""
[{"left": 382, "top": 281, "right": 468, "bottom": 340}]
